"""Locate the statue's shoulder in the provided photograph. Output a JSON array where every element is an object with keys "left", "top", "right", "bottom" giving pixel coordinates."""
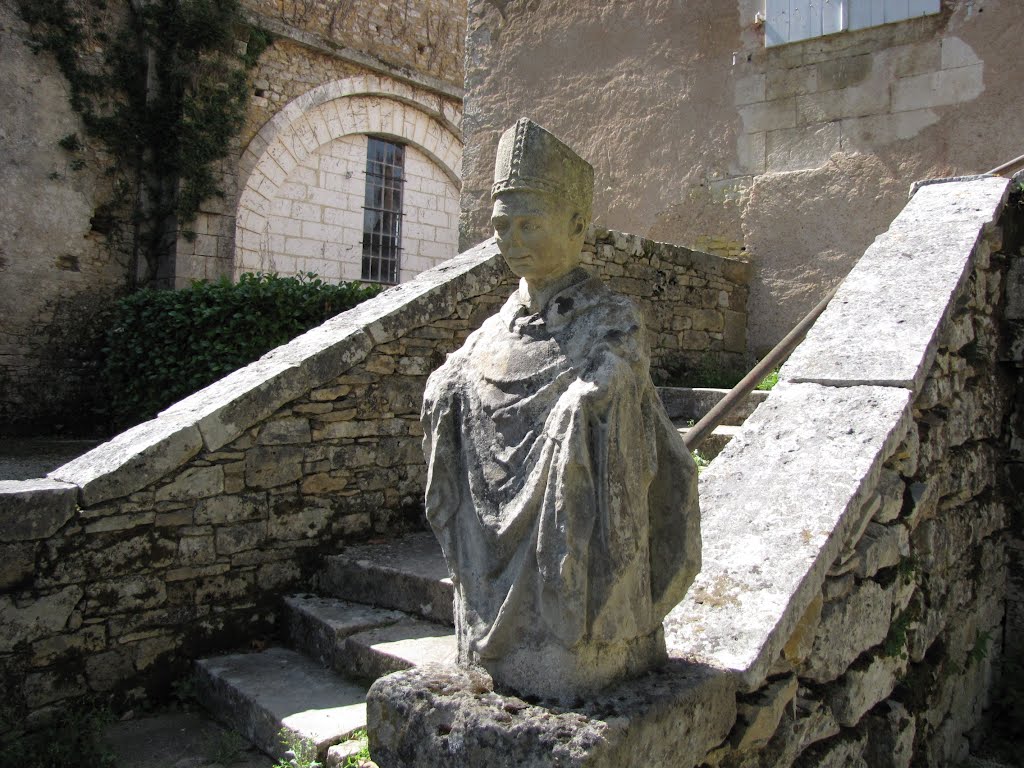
[{"left": 571, "top": 276, "right": 645, "bottom": 333}]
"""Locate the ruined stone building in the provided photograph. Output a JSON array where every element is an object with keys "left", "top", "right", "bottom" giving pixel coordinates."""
[
  {"left": 0, "top": 0, "right": 466, "bottom": 434},
  {"left": 460, "top": 0, "right": 1024, "bottom": 356}
]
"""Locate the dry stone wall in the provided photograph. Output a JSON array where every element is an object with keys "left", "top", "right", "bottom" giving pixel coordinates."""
[
  {"left": 367, "top": 177, "right": 1020, "bottom": 768},
  {"left": 0, "top": 232, "right": 747, "bottom": 717}
]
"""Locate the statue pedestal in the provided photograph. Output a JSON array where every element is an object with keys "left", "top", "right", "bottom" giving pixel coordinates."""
[
  {"left": 474, "top": 626, "right": 667, "bottom": 704},
  {"left": 366, "top": 661, "right": 736, "bottom": 768}
]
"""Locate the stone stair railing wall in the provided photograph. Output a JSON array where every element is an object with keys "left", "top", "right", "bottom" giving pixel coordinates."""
[
  {"left": 363, "top": 176, "right": 1022, "bottom": 767},
  {"left": 671, "top": 175, "right": 1023, "bottom": 768},
  {"left": 0, "top": 230, "right": 748, "bottom": 718}
]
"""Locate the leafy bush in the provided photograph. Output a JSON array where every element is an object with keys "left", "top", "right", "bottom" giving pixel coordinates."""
[{"left": 102, "top": 273, "right": 383, "bottom": 428}]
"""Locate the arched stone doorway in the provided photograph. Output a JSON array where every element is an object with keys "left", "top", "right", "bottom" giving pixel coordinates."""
[{"left": 235, "top": 76, "right": 462, "bottom": 283}]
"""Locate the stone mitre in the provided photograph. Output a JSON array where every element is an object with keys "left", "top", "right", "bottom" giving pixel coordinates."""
[{"left": 492, "top": 117, "right": 594, "bottom": 217}]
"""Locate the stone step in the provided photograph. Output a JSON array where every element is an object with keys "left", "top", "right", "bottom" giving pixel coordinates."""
[
  {"left": 285, "top": 594, "right": 406, "bottom": 672},
  {"left": 319, "top": 531, "right": 454, "bottom": 624},
  {"left": 658, "top": 386, "right": 769, "bottom": 427},
  {"left": 285, "top": 593, "right": 457, "bottom": 682},
  {"left": 345, "top": 617, "right": 458, "bottom": 679},
  {"left": 195, "top": 647, "right": 367, "bottom": 760},
  {"left": 675, "top": 423, "right": 743, "bottom": 460}
]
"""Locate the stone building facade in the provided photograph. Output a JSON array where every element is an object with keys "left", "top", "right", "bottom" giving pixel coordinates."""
[
  {"left": 459, "top": 0, "right": 1024, "bottom": 356},
  {"left": 0, "top": 0, "right": 466, "bottom": 435}
]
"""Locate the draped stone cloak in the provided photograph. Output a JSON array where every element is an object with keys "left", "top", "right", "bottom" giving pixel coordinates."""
[{"left": 421, "top": 267, "right": 700, "bottom": 671}]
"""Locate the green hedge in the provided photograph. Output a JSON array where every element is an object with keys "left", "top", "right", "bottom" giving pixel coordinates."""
[{"left": 102, "top": 272, "right": 384, "bottom": 428}]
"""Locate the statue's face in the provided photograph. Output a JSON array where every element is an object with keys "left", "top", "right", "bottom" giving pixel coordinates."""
[{"left": 491, "top": 191, "right": 583, "bottom": 284}]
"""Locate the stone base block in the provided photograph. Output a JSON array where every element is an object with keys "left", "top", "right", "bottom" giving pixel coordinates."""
[
  {"left": 366, "top": 661, "right": 737, "bottom": 768},
  {"left": 475, "top": 626, "right": 666, "bottom": 704}
]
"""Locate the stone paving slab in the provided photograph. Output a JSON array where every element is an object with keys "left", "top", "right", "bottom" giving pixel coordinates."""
[
  {"left": 103, "top": 711, "right": 273, "bottom": 768},
  {"left": 345, "top": 618, "right": 457, "bottom": 680},
  {"left": 320, "top": 532, "right": 453, "bottom": 624},
  {"left": 195, "top": 647, "right": 367, "bottom": 759}
]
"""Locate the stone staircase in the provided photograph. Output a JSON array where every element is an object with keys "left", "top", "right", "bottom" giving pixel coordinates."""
[
  {"left": 194, "top": 531, "right": 454, "bottom": 761},
  {"left": 193, "top": 387, "right": 765, "bottom": 761}
]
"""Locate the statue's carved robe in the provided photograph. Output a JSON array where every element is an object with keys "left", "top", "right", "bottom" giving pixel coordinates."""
[{"left": 422, "top": 267, "right": 700, "bottom": 679}]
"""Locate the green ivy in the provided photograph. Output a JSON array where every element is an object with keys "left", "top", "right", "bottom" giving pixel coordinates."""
[
  {"left": 17, "top": 0, "right": 273, "bottom": 282},
  {"left": 101, "top": 273, "right": 384, "bottom": 428}
]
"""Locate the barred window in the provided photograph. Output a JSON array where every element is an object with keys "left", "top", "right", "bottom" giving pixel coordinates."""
[{"left": 361, "top": 137, "right": 405, "bottom": 284}]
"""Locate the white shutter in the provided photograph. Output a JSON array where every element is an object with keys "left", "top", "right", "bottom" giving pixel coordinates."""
[
  {"left": 765, "top": 0, "right": 791, "bottom": 47},
  {"left": 849, "top": 0, "right": 940, "bottom": 29},
  {"left": 764, "top": 0, "right": 938, "bottom": 46},
  {"left": 908, "top": 0, "right": 941, "bottom": 16},
  {"left": 822, "top": 0, "right": 845, "bottom": 35}
]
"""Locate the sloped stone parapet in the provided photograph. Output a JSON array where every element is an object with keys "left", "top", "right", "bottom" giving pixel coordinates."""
[
  {"left": 671, "top": 174, "right": 1021, "bottom": 768},
  {"left": 782, "top": 176, "right": 1010, "bottom": 391},
  {"left": 49, "top": 417, "right": 204, "bottom": 506},
  {"left": 663, "top": 382, "right": 913, "bottom": 691},
  {"left": 366, "top": 661, "right": 736, "bottom": 768}
]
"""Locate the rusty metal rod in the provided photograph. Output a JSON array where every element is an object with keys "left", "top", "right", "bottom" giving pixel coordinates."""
[
  {"left": 987, "top": 153, "right": 1024, "bottom": 177},
  {"left": 683, "top": 284, "right": 839, "bottom": 453}
]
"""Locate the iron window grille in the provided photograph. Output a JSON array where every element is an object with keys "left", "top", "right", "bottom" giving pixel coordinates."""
[{"left": 361, "top": 137, "right": 405, "bottom": 284}]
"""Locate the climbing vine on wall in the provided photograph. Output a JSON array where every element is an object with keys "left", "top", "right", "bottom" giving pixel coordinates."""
[{"left": 17, "top": 0, "right": 272, "bottom": 285}]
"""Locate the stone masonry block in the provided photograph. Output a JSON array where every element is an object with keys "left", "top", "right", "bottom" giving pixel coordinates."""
[
  {"left": 734, "top": 73, "right": 766, "bottom": 106},
  {"left": 664, "top": 382, "right": 912, "bottom": 691},
  {"left": 739, "top": 98, "right": 797, "bottom": 133},
  {"left": 782, "top": 177, "right": 1010, "bottom": 393},
  {"left": 796, "top": 81, "right": 889, "bottom": 124},
  {"left": 803, "top": 579, "right": 894, "bottom": 684},
  {"left": 0, "top": 479, "right": 77, "bottom": 542},
  {"left": 766, "top": 66, "right": 818, "bottom": 100}
]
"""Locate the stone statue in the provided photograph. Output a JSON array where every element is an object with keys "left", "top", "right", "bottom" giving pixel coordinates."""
[{"left": 421, "top": 118, "right": 700, "bottom": 703}]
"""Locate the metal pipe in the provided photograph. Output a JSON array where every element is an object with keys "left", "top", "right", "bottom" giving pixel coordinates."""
[
  {"left": 683, "top": 284, "right": 839, "bottom": 452},
  {"left": 987, "top": 153, "right": 1024, "bottom": 177}
]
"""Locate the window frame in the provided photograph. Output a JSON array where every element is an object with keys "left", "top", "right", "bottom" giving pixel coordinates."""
[{"left": 360, "top": 136, "right": 406, "bottom": 285}]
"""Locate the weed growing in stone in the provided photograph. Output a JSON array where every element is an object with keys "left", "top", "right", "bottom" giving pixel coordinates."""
[
  {"left": 204, "top": 729, "right": 250, "bottom": 766},
  {"left": 692, "top": 451, "right": 711, "bottom": 473},
  {"left": 340, "top": 729, "right": 372, "bottom": 768},
  {"left": 275, "top": 728, "right": 320, "bottom": 768}
]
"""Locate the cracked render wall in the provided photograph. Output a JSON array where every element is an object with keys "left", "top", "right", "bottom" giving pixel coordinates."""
[
  {"left": 367, "top": 179, "right": 1021, "bottom": 767},
  {"left": 460, "top": 0, "right": 1024, "bottom": 359}
]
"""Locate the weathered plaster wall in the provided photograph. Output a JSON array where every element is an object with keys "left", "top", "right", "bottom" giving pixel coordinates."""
[
  {"left": 0, "top": 2, "right": 132, "bottom": 436},
  {"left": 0, "top": 233, "right": 746, "bottom": 717},
  {"left": 461, "top": 0, "right": 1024, "bottom": 356}
]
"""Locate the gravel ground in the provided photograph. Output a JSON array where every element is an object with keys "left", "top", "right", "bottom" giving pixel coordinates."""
[{"left": 0, "top": 438, "right": 100, "bottom": 481}]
